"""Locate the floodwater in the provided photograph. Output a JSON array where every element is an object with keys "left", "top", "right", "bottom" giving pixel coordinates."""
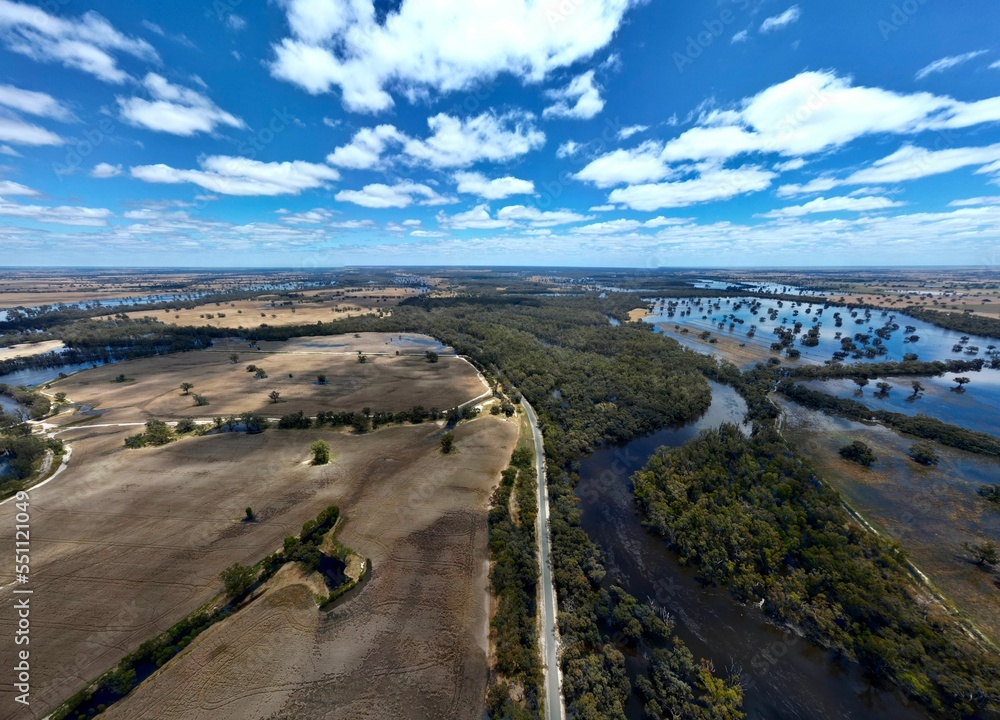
[
  {"left": 800, "top": 369, "right": 1000, "bottom": 438},
  {"left": 645, "top": 295, "right": 997, "bottom": 368},
  {"left": 0, "top": 361, "right": 106, "bottom": 388},
  {"left": 575, "top": 382, "right": 928, "bottom": 720}
]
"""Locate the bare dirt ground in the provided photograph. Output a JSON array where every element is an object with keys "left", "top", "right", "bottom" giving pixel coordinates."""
[
  {"left": 777, "top": 397, "right": 1000, "bottom": 646},
  {"left": 0, "top": 412, "right": 517, "bottom": 719},
  {"left": 46, "top": 333, "right": 485, "bottom": 424},
  {"left": 114, "top": 287, "right": 421, "bottom": 329},
  {"left": 0, "top": 340, "right": 65, "bottom": 361}
]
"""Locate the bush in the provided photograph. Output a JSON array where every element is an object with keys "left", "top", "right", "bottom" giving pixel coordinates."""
[
  {"left": 440, "top": 431, "right": 455, "bottom": 454},
  {"left": 311, "top": 440, "right": 331, "bottom": 465},
  {"left": 219, "top": 563, "right": 256, "bottom": 601},
  {"left": 909, "top": 442, "right": 939, "bottom": 466},
  {"left": 839, "top": 440, "right": 876, "bottom": 467}
]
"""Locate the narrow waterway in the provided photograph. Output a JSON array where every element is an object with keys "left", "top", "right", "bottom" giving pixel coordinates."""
[{"left": 575, "top": 382, "right": 929, "bottom": 720}]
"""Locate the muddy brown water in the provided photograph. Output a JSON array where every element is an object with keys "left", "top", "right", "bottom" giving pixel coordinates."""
[{"left": 575, "top": 382, "right": 930, "bottom": 720}]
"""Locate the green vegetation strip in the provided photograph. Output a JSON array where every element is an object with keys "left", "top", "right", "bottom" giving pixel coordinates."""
[
  {"left": 50, "top": 504, "right": 357, "bottom": 720},
  {"left": 633, "top": 425, "right": 1000, "bottom": 718},
  {"left": 486, "top": 445, "right": 542, "bottom": 719}
]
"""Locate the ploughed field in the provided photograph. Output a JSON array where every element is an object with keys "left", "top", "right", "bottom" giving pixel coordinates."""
[
  {"left": 45, "top": 333, "right": 484, "bottom": 424},
  {"left": 0, "top": 332, "right": 512, "bottom": 719}
]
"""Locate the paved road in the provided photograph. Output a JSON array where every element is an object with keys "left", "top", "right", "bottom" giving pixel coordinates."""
[{"left": 521, "top": 399, "right": 566, "bottom": 720}]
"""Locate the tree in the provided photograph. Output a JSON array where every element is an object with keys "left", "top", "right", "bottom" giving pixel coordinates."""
[
  {"left": 909, "top": 442, "right": 939, "bottom": 466},
  {"left": 220, "top": 563, "right": 256, "bottom": 600},
  {"left": 144, "top": 419, "right": 173, "bottom": 446},
  {"left": 962, "top": 540, "right": 998, "bottom": 567},
  {"left": 311, "top": 440, "right": 330, "bottom": 465},
  {"left": 114, "top": 373, "right": 127, "bottom": 383},
  {"left": 911, "top": 381, "right": 925, "bottom": 397},
  {"left": 245, "top": 506, "right": 256, "bottom": 522},
  {"left": 268, "top": 390, "right": 281, "bottom": 404},
  {"left": 358, "top": 353, "right": 368, "bottom": 364},
  {"left": 179, "top": 382, "right": 194, "bottom": 395},
  {"left": 317, "top": 373, "right": 327, "bottom": 384},
  {"left": 953, "top": 376, "right": 971, "bottom": 391},
  {"left": 193, "top": 394, "right": 209, "bottom": 406},
  {"left": 254, "top": 368, "right": 268, "bottom": 379},
  {"left": 176, "top": 418, "right": 197, "bottom": 433},
  {"left": 875, "top": 381, "right": 892, "bottom": 396},
  {"left": 852, "top": 377, "right": 869, "bottom": 393},
  {"left": 426, "top": 350, "right": 439, "bottom": 363},
  {"left": 440, "top": 431, "right": 455, "bottom": 454},
  {"left": 54, "top": 391, "right": 67, "bottom": 403},
  {"left": 229, "top": 353, "right": 239, "bottom": 364},
  {"left": 839, "top": 440, "right": 876, "bottom": 467}
]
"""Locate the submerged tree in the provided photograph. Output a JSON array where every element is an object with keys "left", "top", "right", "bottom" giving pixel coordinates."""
[
  {"left": 909, "top": 442, "right": 939, "bottom": 466},
  {"left": 839, "top": 440, "right": 876, "bottom": 468}
]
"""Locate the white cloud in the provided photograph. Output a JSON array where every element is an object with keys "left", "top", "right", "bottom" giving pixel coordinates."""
[
  {"left": 762, "top": 195, "right": 904, "bottom": 218},
  {"left": 0, "top": 114, "right": 62, "bottom": 146},
  {"left": 0, "top": 179, "right": 38, "bottom": 195},
  {"left": 948, "top": 196, "right": 1000, "bottom": 207},
  {"left": 608, "top": 165, "right": 775, "bottom": 211},
  {"left": 90, "top": 162, "right": 122, "bottom": 178},
  {"left": 335, "top": 180, "right": 451, "bottom": 208},
  {"left": 226, "top": 14, "right": 247, "bottom": 31},
  {"left": 496, "top": 204, "right": 591, "bottom": 227},
  {"left": 575, "top": 71, "right": 1000, "bottom": 191},
  {"left": 327, "top": 112, "right": 543, "bottom": 170},
  {"left": 403, "top": 111, "right": 544, "bottom": 168},
  {"left": 0, "top": 84, "right": 75, "bottom": 121},
  {"left": 557, "top": 140, "right": 581, "bottom": 158},
  {"left": 915, "top": 50, "right": 988, "bottom": 80},
  {"left": 573, "top": 142, "right": 672, "bottom": 188},
  {"left": 0, "top": 0, "right": 158, "bottom": 83},
  {"left": 326, "top": 124, "right": 403, "bottom": 169},
  {"left": 118, "top": 73, "right": 245, "bottom": 136},
  {"left": 131, "top": 156, "right": 340, "bottom": 196},
  {"left": 141, "top": 20, "right": 164, "bottom": 36},
  {"left": 775, "top": 158, "right": 805, "bottom": 172},
  {"left": 618, "top": 124, "right": 648, "bottom": 140},
  {"left": 779, "top": 143, "right": 1000, "bottom": 195},
  {"left": 0, "top": 144, "right": 20, "bottom": 156},
  {"left": 0, "top": 196, "right": 111, "bottom": 226},
  {"left": 731, "top": 29, "right": 749, "bottom": 43},
  {"left": 543, "top": 70, "right": 604, "bottom": 120},
  {"left": 410, "top": 229, "right": 446, "bottom": 237},
  {"left": 760, "top": 6, "right": 801, "bottom": 33},
  {"left": 437, "top": 203, "right": 591, "bottom": 229},
  {"left": 589, "top": 204, "right": 616, "bottom": 212},
  {"left": 572, "top": 217, "right": 677, "bottom": 235},
  {"left": 270, "top": 0, "right": 634, "bottom": 112},
  {"left": 454, "top": 171, "right": 534, "bottom": 199}
]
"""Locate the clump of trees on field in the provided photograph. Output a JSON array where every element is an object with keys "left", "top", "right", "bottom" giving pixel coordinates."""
[
  {"left": 124, "top": 419, "right": 174, "bottom": 448},
  {"left": 633, "top": 425, "right": 1000, "bottom": 717}
]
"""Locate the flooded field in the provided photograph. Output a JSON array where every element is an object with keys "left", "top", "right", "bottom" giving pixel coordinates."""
[{"left": 576, "top": 383, "right": 929, "bottom": 720}]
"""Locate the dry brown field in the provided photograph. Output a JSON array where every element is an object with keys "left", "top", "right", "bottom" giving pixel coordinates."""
[
  {"left": 46, "top": 333, "right": 486, "bottom": 424},
  {"left": 101, "top": 414, "right": 517, "bottom": 720},
  {"left": 0, "top": 363, "right": 515, "bottom": 719},
  {"left": 0, "top": 340, "right": 65, "bottom": 362}
]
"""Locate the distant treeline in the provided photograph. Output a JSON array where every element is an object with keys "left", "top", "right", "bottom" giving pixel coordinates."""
[
  {"left": 786, "top": 358, "right": 985, "bottom": 380},
  {"left": 778, "top": 381, "right": 1000, "bottom": 456},
  {"left": 902, "top": 307, "right": 1000, "bottom": 341},
  {"left": 0, "top": 318, "right": 214, "bottom": 378}
]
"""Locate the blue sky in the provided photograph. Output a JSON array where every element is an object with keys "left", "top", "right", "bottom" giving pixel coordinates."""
[{"left": 2, "top": 0, "right": 1000, "bottom": 267}]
